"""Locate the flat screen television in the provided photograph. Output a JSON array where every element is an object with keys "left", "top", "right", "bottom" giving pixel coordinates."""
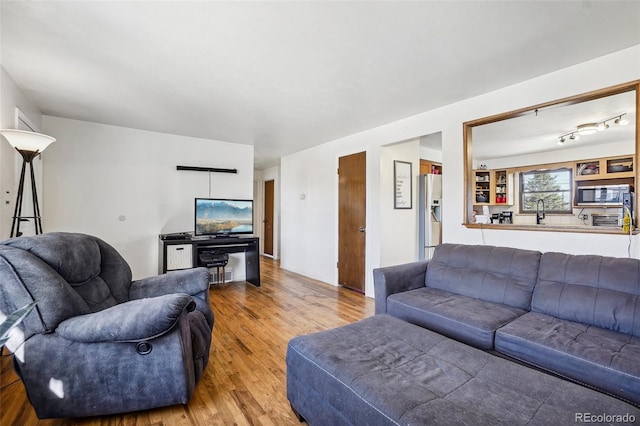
[{"left": 194, "top": 198, "right": 253, "bottom": 236}]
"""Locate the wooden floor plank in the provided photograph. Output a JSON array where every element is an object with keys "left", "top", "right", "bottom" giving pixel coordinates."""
[{"left": 0, "top": 257, "right": 373, "bottom": 425}]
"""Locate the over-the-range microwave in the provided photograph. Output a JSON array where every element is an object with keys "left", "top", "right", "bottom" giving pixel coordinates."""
[{"left": 575, "top": 184, "right": 631, "bottom": 206}]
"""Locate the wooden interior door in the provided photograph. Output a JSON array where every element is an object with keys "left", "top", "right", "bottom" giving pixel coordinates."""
[
  {"left": 263, "top": 180, "right": 274, "bottom": 256},
  {"left": 338, "top": 152, "right": 366, "bottom": 293}
]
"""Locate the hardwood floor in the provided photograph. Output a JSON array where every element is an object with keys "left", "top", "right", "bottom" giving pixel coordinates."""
[{"left": 0, "top": 257, "right": 374, "bottom": 425}]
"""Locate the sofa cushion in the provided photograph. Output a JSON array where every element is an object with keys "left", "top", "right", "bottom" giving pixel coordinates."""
[
  {"left": 387, "top": 287, "right": 527, "bottom": 349},
  {"left": 495, "top": 312, "right": 640, "bottom": 405},
  {"left": 533, "top": 252, "right": 640, "bottom": 337},
  {"left": 426, "top": 244, "right": 541, "bottom": 310}
]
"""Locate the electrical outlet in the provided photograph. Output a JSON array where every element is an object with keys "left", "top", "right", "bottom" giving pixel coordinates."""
[{"left": 578, "top": 213, "right": 589, "bottom": 220}]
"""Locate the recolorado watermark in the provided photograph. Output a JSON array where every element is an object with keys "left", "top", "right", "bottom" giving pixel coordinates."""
[{"left": 575, "top": 412, "right": 636, "bottom": 423}]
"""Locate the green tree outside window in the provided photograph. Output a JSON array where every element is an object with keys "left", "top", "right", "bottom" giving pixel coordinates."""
[{"left": 520, "top": 168, "right": 572, "bottom": 213}]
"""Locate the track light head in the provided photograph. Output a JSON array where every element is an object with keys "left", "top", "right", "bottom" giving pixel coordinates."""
[{"left": 615, "top": 115, "right": 629, "bottom": 126}]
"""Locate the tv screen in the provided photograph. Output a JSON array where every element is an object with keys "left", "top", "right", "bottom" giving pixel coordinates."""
[{"left": 195, "top": 198, "right": 253, "bottom": 236}]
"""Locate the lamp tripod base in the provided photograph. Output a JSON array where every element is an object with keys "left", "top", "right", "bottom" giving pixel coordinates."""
[{"left": 10, "top": 150, "right": 43, "bottom": 238}]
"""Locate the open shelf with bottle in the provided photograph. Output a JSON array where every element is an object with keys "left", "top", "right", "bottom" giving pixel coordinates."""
[{"left": 494, "top": 170, "right": 508, "bottom": 205}]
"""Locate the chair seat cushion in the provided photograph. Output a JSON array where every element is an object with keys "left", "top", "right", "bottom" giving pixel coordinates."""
[
  {"left": 495, "top": 312, "right": 640, "bottom": 405},
  {"left": 387, "top": 287, "right": 526, "bottom": 350}
]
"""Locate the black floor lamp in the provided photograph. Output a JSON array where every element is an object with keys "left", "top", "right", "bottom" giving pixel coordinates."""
[{"left": 0, "top": 129, "right": 56, "bottom": 238}]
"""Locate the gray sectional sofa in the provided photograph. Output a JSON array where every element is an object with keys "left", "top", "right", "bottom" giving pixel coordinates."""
[
  {"left": 374, "top": 243, "right": 640, "bottom": 405},
  {"left": 286, "top": 243, "right": 640, "bottom": 425}
]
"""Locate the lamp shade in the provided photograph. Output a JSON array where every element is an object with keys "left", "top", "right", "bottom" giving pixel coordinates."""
[{"left": 0, "top": 129, "right": 56, "bottom": 152}]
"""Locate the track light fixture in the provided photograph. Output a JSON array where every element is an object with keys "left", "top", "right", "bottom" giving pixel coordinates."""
[{"left": 557, "top": 112, "right": 628, "bottom": 144}]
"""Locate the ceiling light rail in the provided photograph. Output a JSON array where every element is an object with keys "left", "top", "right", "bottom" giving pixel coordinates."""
[{"left": 558, "top": 113, "right": 628, "bottom": 144}]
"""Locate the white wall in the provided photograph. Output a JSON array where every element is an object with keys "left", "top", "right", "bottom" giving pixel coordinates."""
[
  {"left": 420, "top": 131, "right": 443, "bottom": 163},
  {"left": 380, "top": 139, "right": 420, "bottom": 266},
  {"left": 42, "top": 116, "right": 254, "bottom": 279},
  {"left": 0, "top": 67, "right": 44, "bottom": 239},
  {"left": 280, "top": 45, "right": 640, "bottom": 298},
  {"left": 420, "top": 146, "right": 442, "bottom": 164}
]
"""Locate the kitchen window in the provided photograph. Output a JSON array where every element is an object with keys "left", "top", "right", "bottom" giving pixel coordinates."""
[{"left": 520, "top": 168, "right": 573, "bottom": 214}]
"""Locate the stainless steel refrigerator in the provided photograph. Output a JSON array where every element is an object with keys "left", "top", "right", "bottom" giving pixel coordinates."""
[{"left": 418, "top": 173, "right": 442, "bottom": 260}]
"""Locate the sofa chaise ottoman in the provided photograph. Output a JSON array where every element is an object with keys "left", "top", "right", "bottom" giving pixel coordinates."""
[{"left": 286, "top": 314, "right": 639, "bottom": 425}]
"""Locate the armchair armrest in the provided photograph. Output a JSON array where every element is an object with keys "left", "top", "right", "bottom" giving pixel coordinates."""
[
  {"left": 373, "top": 261, "right": 428, "bottom": 314},
  {"left": 56, "top": 294, "right": 195, "bottom": 343},
  {"left": 129, "top": 267, "right": 209, "bottom": 300}
]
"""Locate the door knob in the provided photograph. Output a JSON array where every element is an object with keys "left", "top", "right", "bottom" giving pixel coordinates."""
[{"left": 359, "top": 227, "right": 366, "bottom": 232}]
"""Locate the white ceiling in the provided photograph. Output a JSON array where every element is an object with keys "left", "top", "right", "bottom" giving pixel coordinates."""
[{"left": 2, "top": 1, "right": 639, "bottom": 169}]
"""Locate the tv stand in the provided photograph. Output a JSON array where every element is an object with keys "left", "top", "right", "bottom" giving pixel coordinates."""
[{"left": 159, "top": 234, "right": 260, "bottom": 286}]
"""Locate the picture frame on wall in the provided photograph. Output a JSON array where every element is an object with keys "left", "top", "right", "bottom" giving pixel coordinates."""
[{"left": 394, "top": 160, "right": 412, "bottom": 209}]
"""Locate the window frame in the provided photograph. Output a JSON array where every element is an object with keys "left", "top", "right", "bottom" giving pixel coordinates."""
[{"left": 519, "top": 167, "right": 573, "bottom": 214}]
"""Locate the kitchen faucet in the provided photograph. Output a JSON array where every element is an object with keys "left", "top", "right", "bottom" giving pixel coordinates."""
[{"left": 536, "top": 199, "right": 545, "bottom": 225}]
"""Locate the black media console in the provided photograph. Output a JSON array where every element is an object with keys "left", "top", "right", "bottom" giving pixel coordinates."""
[{"left": 159, "top": 234, "right": 260, "bottom": 287}]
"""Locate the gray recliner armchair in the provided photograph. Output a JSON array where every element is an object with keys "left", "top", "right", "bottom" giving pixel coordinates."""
[{"left": 0, "top": 232, "right": 214, "bottom": 418}]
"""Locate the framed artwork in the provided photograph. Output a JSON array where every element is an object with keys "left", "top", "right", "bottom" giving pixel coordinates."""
[{"left": 394, "top": 160, "right": 412, "bottom": 209}]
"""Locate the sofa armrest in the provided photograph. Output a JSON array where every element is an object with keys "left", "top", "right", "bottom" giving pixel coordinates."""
[
  {"left": 129, "top": 267, "right": 209, "bottom": 300},
  {"left": 373, "top": 261, "right": 428, "bottom": 314},
  {"left": 56, "top": 293, "right": 194, "bottom": 343}
]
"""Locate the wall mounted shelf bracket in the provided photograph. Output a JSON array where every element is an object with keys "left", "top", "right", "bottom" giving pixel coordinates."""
[{"left": 176, "top": 165, "right": 238, "bottom": 174}]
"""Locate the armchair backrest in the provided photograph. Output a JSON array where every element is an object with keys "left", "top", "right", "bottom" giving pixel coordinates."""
[{"left": 0, "top": 232, "right": 132, "bottom": 336}]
